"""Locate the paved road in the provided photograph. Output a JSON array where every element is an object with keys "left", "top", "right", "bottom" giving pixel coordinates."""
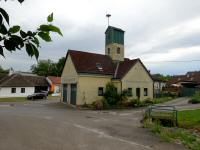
[
  {"left": 159, "top": 97, "right": 200, "bottom": 110},
  {"left": 0, "top": 100, "right": 187, "bottom": 150}
]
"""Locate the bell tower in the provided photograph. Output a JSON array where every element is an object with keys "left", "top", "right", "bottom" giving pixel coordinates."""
[{"left": 105, "top": 26, "right": 125, "bottom": 62}]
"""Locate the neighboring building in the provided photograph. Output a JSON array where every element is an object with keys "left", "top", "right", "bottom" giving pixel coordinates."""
[
  {"left": 0, "top": 73, "right": 49, "bottom": 98},
  {"left": 47, "top": 76, "right": 61, "bottom": 94},
  {"left": 167, "top": 71, "right": 200, "bottom": 96},
  {"left": 61, "top": 26, "right": 153, "bottom": 105},
  {"left": 152, "top": 75, "right": 167, "bottom": 96}
]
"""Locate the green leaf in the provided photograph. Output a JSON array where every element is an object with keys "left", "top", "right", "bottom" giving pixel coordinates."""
[
  {"left": 38, "top": 32, "right": 51, "bottom": 42},
  {"left": 20, "top": 30, "right": 27, "bottom": 38},
  {"left": 39, "top": 24, "right": 50, "bottom": 32},
  {"left": 39, "top": 24, "right": 62, "bottom": 36},
  {"left": 0, "top": 8, "right": 9, "bottom": 25},
  {"left": 18, "top": 0, "right": 25, "bottom": 3},
  {"left": 0, "top": 46, "right": 4, "bottom": 57},
  {"left": 25, "top": 43, "right": 39, "bottom": 59},
  {"left": 25, "top": 43, "right": 34, "bottom": 57},
  {"left": 4, "top": 39, "right": 16, "bottom": 51},
  {"left": 0, "top": 24, "right": 8, "bottom": 35},
  {"left": 48, "top": 25, "right": 63, "bottom": 36},
  {"left": 27, "top": 31, "right": 33, "bottom": 36},
  {"left": 32, "top": 37, "right": 40, "bottom": 47},
  {"left": 10, "top": 35, "right": 24, "bottom": 48},
  {"left": 0, "top": 15, "right": 2, "bottom": 25},
  {"left": 47, "top": 13, "right": 53, "bottom": 22},
  {"left": 9, "top": 25, "right": 20, "bottom": 33}
]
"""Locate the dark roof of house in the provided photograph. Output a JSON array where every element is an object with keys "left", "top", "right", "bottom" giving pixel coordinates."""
[
  {"left": 48, "top": 76, "right": 61, "bottom": 84},
  {"left": 169, "top": 72, "right": 200, "bottom": 84},
  {"left": 0, "top": 74, "right": 49, "bottom": 87},
  {"left": 66, "top": 50, "right": 151, "bottom": 79}
]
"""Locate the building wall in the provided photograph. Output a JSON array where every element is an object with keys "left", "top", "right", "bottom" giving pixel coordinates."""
[
  {"left": 77, "top": 75, "right": 111, "bottom": 105},
  {"left": 154, "top": 82, "right": 166, "bottom": 94},
  {"left": 122, "top": 61, "right": 153, "bottom": 100},
  {"left": 61, "top": 54, "right": 78, "bottom": 103},
  {"left": 0, "top": 87, "right": 35, "bottom": 98},
  {"left": 105, "top": 43, "right": 124, "bottom": 61}
]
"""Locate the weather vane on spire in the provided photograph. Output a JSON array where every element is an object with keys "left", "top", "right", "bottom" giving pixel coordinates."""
[{"left": 106, "top": 14, "right": 111, "bottom": 26}]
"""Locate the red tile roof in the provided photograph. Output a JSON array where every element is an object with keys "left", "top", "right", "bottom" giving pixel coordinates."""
[
  {"left": 66, "top": 50, "right": 151, "bottom": 79},
  {"left": 68, "top": 50, "right": 115, "bottom": 76},
  {"left": 48, "top": 76, "right": 61, "bottom": 84},
  {"left": 169, "top": 72, "right": 200, "bottom": 84},
  {"left": 115, "top": 58, "right": 138, "bottom": 78}
]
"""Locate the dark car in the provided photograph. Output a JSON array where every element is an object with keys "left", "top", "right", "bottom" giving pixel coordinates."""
[{"left": 27, "top": 92, "right": 47, "bottom": 100}]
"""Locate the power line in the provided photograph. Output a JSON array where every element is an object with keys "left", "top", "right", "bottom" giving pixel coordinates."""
[{"left": 143, "top": 59, "right": 200, "bottom": 63}]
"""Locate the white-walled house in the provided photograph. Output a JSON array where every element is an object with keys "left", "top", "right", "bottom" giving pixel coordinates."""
[{"left": 0, "top": 74, "right": 49, "bottom": 98}]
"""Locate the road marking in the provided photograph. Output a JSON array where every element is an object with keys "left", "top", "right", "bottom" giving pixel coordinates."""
[{"left": 73, "top": 124, "right": 152, "bottom": 150}]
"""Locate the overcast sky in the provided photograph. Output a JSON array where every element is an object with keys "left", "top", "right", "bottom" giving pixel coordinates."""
[{"left": 1, "top": 0, "right": 200, "bottom": 75}]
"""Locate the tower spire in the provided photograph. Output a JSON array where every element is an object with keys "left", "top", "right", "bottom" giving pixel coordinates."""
[{"left": 106, "top": 14, "right": 111, "bottom": 26}]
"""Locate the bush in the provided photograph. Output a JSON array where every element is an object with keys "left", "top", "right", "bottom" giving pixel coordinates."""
[
  {"left": 92, "top": 98, "right": 110, "bottom": 110},
  {"left": 144, "top": 98, "right": 154, "bottom": 105},
  {"left": 189, "top": 93, "right": 200, "bottom": 104},
  {"left": 104, "top": 82, "right": 127, "bottom": 106}
]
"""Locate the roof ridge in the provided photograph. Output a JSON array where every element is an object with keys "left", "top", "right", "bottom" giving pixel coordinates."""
[
  {"left": 68, "top": 49, "right": 108, "bottom": 57},
  {"left": 0, "top": 74, "right": 17, "bottom": 86}
]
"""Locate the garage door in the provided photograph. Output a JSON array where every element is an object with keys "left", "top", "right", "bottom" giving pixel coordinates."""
[
  {"left": 70, "top": 84, "right": 77, "bottom": 105},
  {"left": 63, "top": 84, "right": 67, "bottom": 102}
]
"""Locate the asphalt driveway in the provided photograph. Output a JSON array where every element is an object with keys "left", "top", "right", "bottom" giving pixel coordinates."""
[
  {"left": 159, "top": 97, "right": 200, "bottom": 110},
  {"left": 0, "top": 100, "right": 187, "bottom": 150}
]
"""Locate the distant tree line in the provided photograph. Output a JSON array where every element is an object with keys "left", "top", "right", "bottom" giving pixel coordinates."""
[
  {"left": 31, "top": 57, "right": 65, "bottom": 77},
  {"left": 0, "top": 65, "right": 9, "bottom": 75},
  {"left": 153, "top": 74, "right": 172, "bottom": 81}
]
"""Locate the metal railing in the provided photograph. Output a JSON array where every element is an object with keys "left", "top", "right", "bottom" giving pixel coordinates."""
[{"left": 145, "top": 105, "right": 178, "bottom": 126}]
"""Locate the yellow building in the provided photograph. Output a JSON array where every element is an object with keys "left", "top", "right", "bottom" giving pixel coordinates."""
[{"left": 61, "top": 26, "right": 153, "bottom": 105}]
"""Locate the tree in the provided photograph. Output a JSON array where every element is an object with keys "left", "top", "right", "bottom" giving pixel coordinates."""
[
  {"left": 56, "top": 57, "right": 65, "bottom": 76},
  {"left": 31, "top": 60, "right": 55, "bottom": 76},
  {"left": 31, "top": 57, "right": 66, "bottom": 77},
  {"left": 0, "top": 0, "right": 62, "bottom": 59},
  {"left": 0, "top": 65, "right": 9, "bottom": 75}
]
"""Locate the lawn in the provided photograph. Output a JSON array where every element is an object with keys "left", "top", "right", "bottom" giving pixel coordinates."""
[
  {"left": 178, "top": 109, "right": 200, "bottom": 131},
  {"left": 144, "top": 109, "right": 200, "bottom": 150},
  {"left": 152, "top": 97, "right": 174, "bottom": 104},
  {"left": 0, "top": 97, "right": 27, "bottom": 102}
]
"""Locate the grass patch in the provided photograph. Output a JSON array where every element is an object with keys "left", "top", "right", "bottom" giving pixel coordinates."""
[
  {"left": 178, "top": 109, "right": 200, "bottom": 131},
  {"left": 189, "top": 94, "right": 200, "bottom": 104},
  {"left": 48, "top": 95, "right": 60, "bottom": 100},
  {"left": 0, "top": 97, "right": 27, "bottom": 102},
  {"left": 145, "top": 121, "right": 200, "bottom": 150},
  {"left": 153, "top": 97, "right": 173, "bottom": 104}
]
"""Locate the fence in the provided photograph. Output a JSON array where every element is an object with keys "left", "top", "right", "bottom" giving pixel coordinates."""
[{"left": 145, "top": 105, "right": 178, "bottom": 127}]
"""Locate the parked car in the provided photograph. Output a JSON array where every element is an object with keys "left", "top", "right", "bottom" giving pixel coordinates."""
[{"left": 27, "top": 92, "right": 47, "bottom": 100}]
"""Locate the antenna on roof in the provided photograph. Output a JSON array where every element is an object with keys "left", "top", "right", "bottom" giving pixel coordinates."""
[{"left": 106, "top": 14, "right": 111, "bottom": 26}]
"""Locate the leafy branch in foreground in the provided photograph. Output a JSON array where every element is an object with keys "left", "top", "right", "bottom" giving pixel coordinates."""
[{"left": 0, "top": 0, "right": 62, "bottom": 59}]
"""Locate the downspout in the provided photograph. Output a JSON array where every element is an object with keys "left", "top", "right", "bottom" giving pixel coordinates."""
[
  {"left": 114, "top": 62, "right": 120, "bottom": 78},
  {"left": 114, "top": 62, "right": 122, "bottom": 93}
]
